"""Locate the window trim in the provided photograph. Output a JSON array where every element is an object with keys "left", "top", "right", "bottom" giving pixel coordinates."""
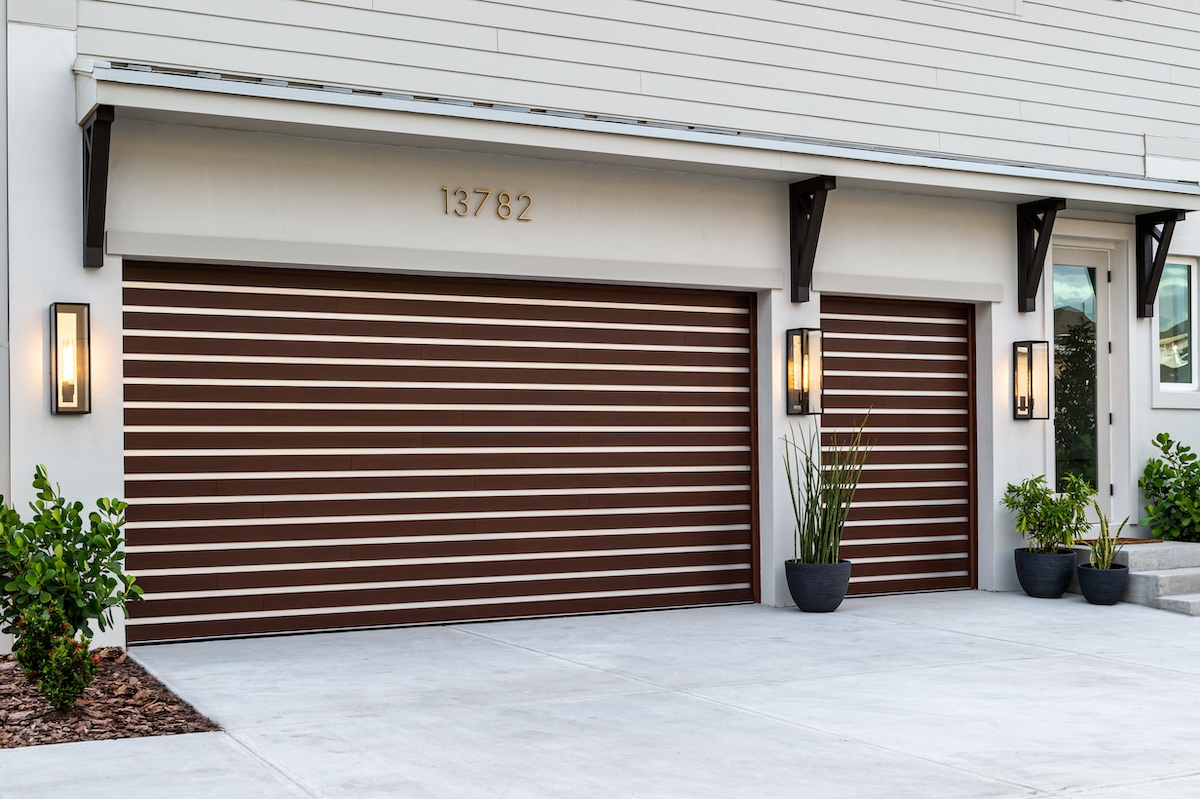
[{"left": 1151, "top": 256, "right": 1200, "bottom": 409}]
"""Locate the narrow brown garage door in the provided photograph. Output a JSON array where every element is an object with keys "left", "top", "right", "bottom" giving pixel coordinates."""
[
  {"left": 821, "top": 296, "right": 976, "bottom": 595},
  {"left": 123, "top": 262, "right": 756, "bottom": 642}
]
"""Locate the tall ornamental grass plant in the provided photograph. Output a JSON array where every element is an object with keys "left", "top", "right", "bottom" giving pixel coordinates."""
[{"left": 783, "top": 417, "right": 872, "bottom": 565}]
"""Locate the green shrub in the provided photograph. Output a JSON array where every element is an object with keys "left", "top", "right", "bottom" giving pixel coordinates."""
[
  {"left": 36, "top": 631, "right": 99, "bottom": 711},
  {"left": 1139, "top": 433, "right": 1200, "bottom": 542},
  {"left": 0, "top": 466, "right": 142, "bottom": 636},
  {"left": 12, "top": 602, "right": 99, "bottom": 711},
  {"left": 1001, "top": 474, "right": 1093, "bottom": 554},
  {"left": 12, "top": 603, "right": 71, "bottom": 679}
]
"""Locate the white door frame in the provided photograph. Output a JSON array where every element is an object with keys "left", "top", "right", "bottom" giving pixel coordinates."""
[{"left": 1049, "top": 226, "right": 1134, "bottom": 522}]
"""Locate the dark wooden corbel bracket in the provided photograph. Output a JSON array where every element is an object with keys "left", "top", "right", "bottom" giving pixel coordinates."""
[
  {"left": 1016, "top": 198, "right": 1066, "bottom": 313},
  {"left": 789, "top": 176, "right": 836, "bottom": 303},
  {"left": 1136, "top": 209, "right": 1188, "bottom": 318},
  {"left": 82, "top": 105, "right": 115, "bottom": 268}
]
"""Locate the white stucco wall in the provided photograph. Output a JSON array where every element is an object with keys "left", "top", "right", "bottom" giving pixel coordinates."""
[
  {"left": 7, "top": 22, "right": 126, "bottom": 647},
  {"left": 106, "top": 120, "right": 788, "bottom": 289}
]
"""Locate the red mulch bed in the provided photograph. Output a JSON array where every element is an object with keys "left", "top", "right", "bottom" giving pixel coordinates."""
[{"left": 0, "top": 647, "right": 218, "bottom": 748}]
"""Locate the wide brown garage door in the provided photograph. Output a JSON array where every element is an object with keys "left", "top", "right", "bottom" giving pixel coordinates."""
[
  {"left": 821, "top": 296, "right": 976, "bottom": 595},
  {"left": 123, "top": 262, "right": 757, "bottom": 642}
]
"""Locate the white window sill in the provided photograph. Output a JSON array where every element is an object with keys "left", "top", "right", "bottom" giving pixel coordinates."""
[{"left": 1152, "top": 389, "right": 1200, "bottom": 410}]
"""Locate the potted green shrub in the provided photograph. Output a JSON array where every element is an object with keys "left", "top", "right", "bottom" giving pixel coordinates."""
[
  {"left": 1077, "top": 499, "right": 1129, "bottom": 605},
  {"left": 1001, "top": 474, "right": 1093, "bottom": 598},
  {"left": 782, "top": 418, "right": 871, "bottom": 613}
]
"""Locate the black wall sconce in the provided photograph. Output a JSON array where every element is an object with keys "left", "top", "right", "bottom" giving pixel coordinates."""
[
  {"left": 1013, "top": 340, "right": 1049, "bottom": 420},
  {"left": 51, "top": 303, "right": 91, "bottom": 415},
  {"left": 786, "top": 328, "right": 823, "bottom": 415}
]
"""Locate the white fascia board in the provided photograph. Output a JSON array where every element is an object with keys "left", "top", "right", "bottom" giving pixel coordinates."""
[
  {"left": 75, "top": 65, "right": 1200, "bottom": 212},
  {"left": 104, "top": 232, "right": 786, "bottom": 292}
]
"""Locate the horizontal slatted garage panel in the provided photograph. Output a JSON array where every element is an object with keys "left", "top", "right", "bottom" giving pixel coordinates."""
[
  {"left": 123, "top": 262, "right": 756, "bottom": 642},
  {"left": 821, "top": 295, "right": 976, "bottom": 596}
]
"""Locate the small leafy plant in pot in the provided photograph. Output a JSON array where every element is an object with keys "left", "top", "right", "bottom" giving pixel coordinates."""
[
  {"left": 1001, "top": 474, "right": 1093, "bottom": 598},
  {"left": 782, "top": 417, "right": 871, "bottom": 613},
  {"left": 1077, "top": 499, "right": 1129, "bottom": 606}
]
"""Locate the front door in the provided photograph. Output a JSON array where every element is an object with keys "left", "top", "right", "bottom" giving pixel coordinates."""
[{"left": 1051, "top": 249, "right": 1110, "bottom": 502}]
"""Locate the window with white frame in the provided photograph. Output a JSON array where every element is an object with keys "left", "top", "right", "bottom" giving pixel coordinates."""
[{"left": 1153, "top": 257, "right": 1200, "bottom": 407}]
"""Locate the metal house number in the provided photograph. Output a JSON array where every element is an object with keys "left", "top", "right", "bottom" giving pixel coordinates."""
[{"left": 441, "top": 187, "right": 533, "bottom": 221}]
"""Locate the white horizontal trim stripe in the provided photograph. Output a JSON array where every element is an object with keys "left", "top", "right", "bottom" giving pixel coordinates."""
[
  {"left": 828, "top": 409, "right": 967, "bottom": 416},
  {"left": 133, "top": 544, "right": 753, "bottom": 577},
  {"left": 823, "top": 445, "right": 968, "bottom": 452},
  {"left": 125, "top": 523, "right": 753, "bottom": 554},
  {"left": 821, "top": 313, "right": 965, "bottom": 327},
  {"left": 850, "top": 571, "right": 970, "bottom": 584},
  {"left": 124, "top": 402, "right": 750, "bottom": 413},
  {"left": 825, "top": 389, "right": 968, "bottom": 397},
  {"left": 840, "top": 535, "right": 970, "bottom": 546},
  {"left": 123, "top": 353, "right": 749, "bottom": 374},
  {"left": 121, "top": 280, "right": 750, "bottom": 317},
  {"left": 124, "top": 425, "right": 751, "bottom": 434},
  {"left": 822, "top": 427, "right": 967, "bottom": 434},
  {"left": 825, "top": 332, "right": 967, "bottom": 344},
  {"left": 844, "top": 517, "right": 969, "bottom": 528},
  {"left": 132, "top": 483, "right": 751, "bottom": 506},
  {"left": 123, "top": 503, "right": 753, "bottom": 530},
  {"left": 122, "top": 377, "right": 749, "bottom": 394},
  {"left": 125, "top": 582, "right": 754, "bottom": 625},
  {"left": 859, "top": 463, "right": 968, "bottom": 471},
  {"left": 124, "top": 464, "right": 752, "bottom": 482},
  {"left": 826, "top": 352, "right": 967, "bottom": 362},
  {"left": 824, "top": 371, "right": 967, "bottom": 380},
  {"left": 848, "top": 553, "right": 966, "bottom": 565},
  {"left": 850, "top": 499, "right": 968, "bottom": 508},
  {"left": 123, "top": 307, "right": 749, "bottom": 337},
  {"left": 142, "top": 564, "right": 749, "bottom": 601},
  {"left": 123, "top": 325, "right": 747, "bottom": 354},
  {"left": 856, "top": 481, "right": 970, "bottom": 490},
  {"left": 124, "top": 445, "right": 751, "bottom": 457}
]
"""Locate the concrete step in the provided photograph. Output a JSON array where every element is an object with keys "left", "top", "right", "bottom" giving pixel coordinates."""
[
  {"left": 1126, "top": 567, "right": 1200, "bottom": 606},
  {"left": 1115, "top": 541, "right": 1200, "bottom": 571},
  {"left": 1156, "top": 593, "right": 1200, "bottom": 616}
]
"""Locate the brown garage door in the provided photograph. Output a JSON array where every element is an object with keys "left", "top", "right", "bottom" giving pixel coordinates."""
[
  {"left": 123, "top": 262, "right": 757, "bottom": 642},
  {"left": 821, "top": 296, "right": 976, "bottom": 595}
]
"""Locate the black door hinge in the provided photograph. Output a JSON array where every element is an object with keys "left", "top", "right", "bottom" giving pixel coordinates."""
[
  {"left": 1110, "top": 484, "right": 1115, "bottom": 496},
  {"left": 1109, "top": 412, "right": 1114, "bottom": 425},
  {"left": 1107, "top": 270, "right": 1113, "bottom": 283},
  {"left": 1108, "top": 342, "right": 1112, "bottom": 354}
]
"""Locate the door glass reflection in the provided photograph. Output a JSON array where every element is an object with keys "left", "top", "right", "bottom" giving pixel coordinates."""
[{"left": 1053, "top": 264, "right": 1098, "bottom": 492}]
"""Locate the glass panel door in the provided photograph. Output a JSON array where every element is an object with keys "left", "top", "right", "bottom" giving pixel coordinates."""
[{"left": 1052, "top": 253, "right": 1108, "bottom": 496}]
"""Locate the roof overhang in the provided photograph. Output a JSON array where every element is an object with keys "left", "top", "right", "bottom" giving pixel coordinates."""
[{"left": 74, "top": 60, "right": 1200, "bottom": 215}]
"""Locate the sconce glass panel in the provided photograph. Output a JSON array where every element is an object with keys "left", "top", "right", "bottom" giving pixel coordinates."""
[
  {"left": 51, "top": 303, "right": 91, "bottom": 415},
  {"left": 786, "top": 328, "right": 823, "bottom": 415},
  {"left": 1013, "top": 340, "right": 1049, "bottom": 420}
]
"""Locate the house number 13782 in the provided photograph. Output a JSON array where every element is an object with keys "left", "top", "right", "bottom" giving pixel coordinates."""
[{"left": 441, "top": 188, "right": 533, "bottom": 221}]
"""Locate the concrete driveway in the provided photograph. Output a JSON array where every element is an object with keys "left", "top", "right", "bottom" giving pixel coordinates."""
[{"left": 4, "top": 591, "right": 1200, "bottom": 798}]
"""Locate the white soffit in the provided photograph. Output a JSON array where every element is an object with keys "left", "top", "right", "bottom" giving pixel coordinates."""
[{"left": 74, "top": 61, "right": 1200, "bottom": 212}]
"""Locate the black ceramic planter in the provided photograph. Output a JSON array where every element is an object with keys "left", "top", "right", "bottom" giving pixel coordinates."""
[
  {"left": 785, "top": 560, "right": 852, "bottom": 613},
  {"left": 1077, "top": 563, "right": 1129, "bottom": 606},
  {"left": 1013, "top": 548, "right": 1077, "bottom": 598}
]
